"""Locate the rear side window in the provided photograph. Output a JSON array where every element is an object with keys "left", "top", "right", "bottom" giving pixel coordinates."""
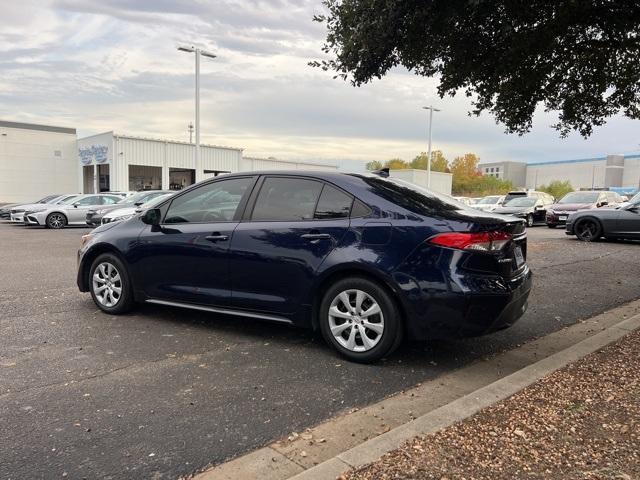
[
  {"left": 314, "top": 185, "right": 353, "bottom": 219},
  {"left": 252, "top": 178, "right": 323, "bottom": 221}
]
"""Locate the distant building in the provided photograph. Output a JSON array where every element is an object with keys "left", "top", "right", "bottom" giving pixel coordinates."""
[
  {"left": 0, "top": 120, "right": 78, "bottom": 203},
  {"left": 479, "top": 154, "right": 640, "bottom": 192}
]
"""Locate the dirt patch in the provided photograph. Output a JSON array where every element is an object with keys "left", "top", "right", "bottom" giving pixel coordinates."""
[{"left": 346, "top": 329, "right": 640, "bottom": 480}]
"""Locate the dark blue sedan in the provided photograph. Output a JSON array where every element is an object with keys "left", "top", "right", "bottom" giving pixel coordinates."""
[{"left": 77, "top": 171, "right": 532, "bottom": 363}]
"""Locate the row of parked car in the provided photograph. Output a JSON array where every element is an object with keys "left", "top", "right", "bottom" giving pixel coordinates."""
[{"left": 0, "top": 191, "right": 174, "bottom": 228}]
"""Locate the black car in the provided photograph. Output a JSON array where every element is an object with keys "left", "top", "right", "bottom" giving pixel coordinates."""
[
  {"left": 493, "top": 197, "right": 550, "bottom": 227},
  {"left": 86, "top": 190, "right": 172, "bottom": 226},
  {"left": 77, "top": 171, "right": 532, "bottom": 363},
  {"left": 566, "top": 196, "right": 640, "bottom": 241}
]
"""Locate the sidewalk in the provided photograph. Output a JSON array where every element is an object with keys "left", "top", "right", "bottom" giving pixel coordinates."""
[{"left": 345, "top": 329, "right": 640, "bottom": 480}]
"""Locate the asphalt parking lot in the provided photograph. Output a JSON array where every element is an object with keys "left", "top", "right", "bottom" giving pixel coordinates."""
[{"left": 1, "top": 223, "right": 639, "bottom": 479}]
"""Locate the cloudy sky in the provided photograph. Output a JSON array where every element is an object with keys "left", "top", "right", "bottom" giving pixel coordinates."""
[{"left": 2, "top": 0, "right": 639, "bottom": 170}]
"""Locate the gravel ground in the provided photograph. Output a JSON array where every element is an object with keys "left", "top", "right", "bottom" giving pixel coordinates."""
[{"left": 345, "top": 329, "right": 640, "bottom": 480}]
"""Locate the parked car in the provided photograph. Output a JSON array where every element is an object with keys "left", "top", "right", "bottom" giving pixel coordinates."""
[
  {"left": 22, "top": 194, "right": 81, "bottom": 225},
  {"left": 101, "top": 192, "right": 174, "bottom": 224},
  {"left": 0, "top": 203, "right": 20, "bottom": 220},
  {"left": 86, "top": 190, "right": 172, "bottom": 226},
  {"left": 493, "top": 196, "right": 551, "bottom": 227},
  {"left": 77, "top": 171, "right": 532, "bottom": 363},
  {"left": 472, "top": 195, "right": 505, "bottom": 212},
  {"left": 8, "top": 194, "right": 66, "bottom": 223},
  {"left": 453, "top": 196, "right": 474, "bottom": 206},
  {"left": 566, "top": 195, "right": 640, "bottom": 241},
  {"left": 504, "top": 190, "right": 555, "bottom": 205},
  {"left": 546, "top": 190, "right": 624, "bottom": 228},
  {"left": 26, "top": 194, "right": 123, "bottom": 229}
]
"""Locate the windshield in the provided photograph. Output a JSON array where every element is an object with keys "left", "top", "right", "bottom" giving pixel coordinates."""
[
  {"left": 477, "top": 196, "right": 501, "bottom": 205},
  {"left": 141, "top": 193, "right": 173, "bottom": 209},
  {"left": 504, "top": 197, "right": 536, "bottom": 207},
  {"left": 54, "top": 195, "right": 78, "bottom": 204},
  {"left": 558, "top": 192, "right": 599, "bottom": 204}
]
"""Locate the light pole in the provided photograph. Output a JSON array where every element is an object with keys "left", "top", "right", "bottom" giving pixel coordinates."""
[
  {"left": 188, "top": 122, "right": 194, "bottom": 144},
  {"left": 422, "top": 105, "right": 441, "bottom": 188},
  {"left": 178, "top": 45, "right": 217, "bottom": 183}
]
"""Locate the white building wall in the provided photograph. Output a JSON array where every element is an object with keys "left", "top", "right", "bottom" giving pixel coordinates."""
[
  {"left": 389, "top": 169, "right": 453, "bottom": 195},
  {"left": 0, "top": 121, "right": 78, "bottom": 203},
  {"left": 622, "top": 156, "right": 640, "bottom": 189},
  {"left": 526, "top": 160, "right": 607, "bottom": 190}
]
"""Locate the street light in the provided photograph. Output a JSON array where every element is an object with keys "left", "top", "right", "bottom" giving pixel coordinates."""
[
  {"left": 178, "top": 45, "right": 217, "bottom": 183},
  {"left": 422, "top": 105, "right": 441, "bottom": 188}
]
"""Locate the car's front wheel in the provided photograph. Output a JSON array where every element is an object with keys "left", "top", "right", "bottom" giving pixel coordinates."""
[
  {"left": 46, "top": 212, "right": 67, "bottom": 229},
  {"left": 575, "top": 218, "right": 602, "bottom": 242},
  {"left": 526, "top": 214, "right": 534, "bottom": 227},
  {"left": 319, "top": 277, "right": 402, "bottom": 363},
  {"left": 89, "top": 253, "right": 134, "bottom": 314}
]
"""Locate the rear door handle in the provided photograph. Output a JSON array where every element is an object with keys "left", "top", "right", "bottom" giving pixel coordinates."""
[
  {"left": 301, "top": 233, "right": 331, "bottom": 240},
  {"left": 205, "top": 234, "right": 229, "bottom": 242}
]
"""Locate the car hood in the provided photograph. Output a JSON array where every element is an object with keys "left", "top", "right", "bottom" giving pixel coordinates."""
[
  {"left": 548, "top": 203, "right": 594, "bottom": 212},
  {"left": 10, "top": 203, "right": 43, "bottom": 211},
  {"left": 493, "top": 206, "right": 532, "bottom": 214},
  {"left": 103, "top": 206, "right": 137, "bottom": 219}
]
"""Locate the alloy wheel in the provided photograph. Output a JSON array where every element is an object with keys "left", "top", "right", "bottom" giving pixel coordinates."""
[
  {"left": 576, "top": 220, "right": 598, "bottom": 241},
  {"left": 328, "top": 289, "right": 384, "bottom": 352},
  {"left": 526, "top": 214, "right": 534, "bottom": 227},
  {"left": 92, "top": 262, "right": 123, "bottom": 307},
  {"left": 48, "top": 213, "right": 66, "bottom": 229}
]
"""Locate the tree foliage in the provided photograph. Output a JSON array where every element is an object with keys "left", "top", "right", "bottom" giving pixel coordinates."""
[
  {"left": 365, "top": 160, "right": 383, "bottom": 170},
  {"left": 538, "top": 180, "right": 574, "bottom": 200},
  {"left": 454, "top": 175, "right": 514, "bottom": 197},
  {"left": 410, "top": 151, "right": 449, "bottom": 172},
  {"left": 312, "top": 1, "right": 640, "bottom": 137},
  {"left": 384, "top": 158, "right": 411, "bottom": 169}
]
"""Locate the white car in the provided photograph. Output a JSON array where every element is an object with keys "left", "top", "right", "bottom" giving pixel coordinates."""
[
  {"left": 472, "top": 195, "right": 505, "bottom": 212},
  {"left": 26, "top": 193, "right": 123, "bottom": 229},
  {"left": 10, "top": 194, "right": 78, "bottom": 223},
  {"left": 101, "top": 193, "right": 174, "bottom": 224}
]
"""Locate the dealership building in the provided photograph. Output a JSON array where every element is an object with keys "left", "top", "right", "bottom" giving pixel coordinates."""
[
  {"left": 0, "top": 120, "right": 339, "bottom": 203},
  {"left": 480, "top": 154, "right": 640, "bottom": 193}
]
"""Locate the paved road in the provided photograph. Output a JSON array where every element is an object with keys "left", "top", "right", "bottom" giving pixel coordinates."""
[{"left": 1, "top": 223, "right": 639, "bottom": 479}]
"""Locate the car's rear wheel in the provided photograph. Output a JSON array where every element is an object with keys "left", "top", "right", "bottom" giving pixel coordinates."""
[
  {"left": 575, "top": 218, "right": 602, "bottom": 242},
  {"left": 319, "top": 277, "right": 402, "bottom": 363},
  {"left": 526, "top": 214, "right": 534, "bottom": 227},
  {"left": 89, "top": 253, "right": 134, "bottom": 314},
  {"left": 46, "top": 212, "right": 67, "bottom": 229}
]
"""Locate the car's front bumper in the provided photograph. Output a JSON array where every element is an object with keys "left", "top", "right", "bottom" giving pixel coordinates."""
[
  {"left": 546, "top": 212, "right": 571, "bottom": 226},
  {"left": 9, "top": 212, "right": 24, "bottom": 222},
  {"left": 86, "top": 212, "right": 103, "bottom": 226}
]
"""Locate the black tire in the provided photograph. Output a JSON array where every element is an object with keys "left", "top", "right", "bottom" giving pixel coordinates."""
[
  {"left": 88, "top": 253, "right": 134, "bottom": 314},
  {"left": 46, "top": 212, "right": 67, "bottom": 229},
  {"left": 575, "top": 218, "right": 602, "bottom": 242},
  {"left": 526, "top": 214, "right": 534, "bottom": 227},
  {"left": 319, "top": 277, "right": 402, "bottom": 363}
]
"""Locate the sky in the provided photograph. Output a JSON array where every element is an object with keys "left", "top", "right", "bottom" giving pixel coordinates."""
[{"left": 1, "top": 0, "right": 639, "bottom": 171}]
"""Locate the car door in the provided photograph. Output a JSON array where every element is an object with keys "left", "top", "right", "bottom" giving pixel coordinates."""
[
  {"left": 615, "top": 204, "right": 640, "bottom": 238},
  {"left": 134, "top": 176, "right": 256, "bottom": 306},
  {"left": 67, "top": 195, "right": 104, "bottom": 223},
  {"left": 229, "top": 176, "right": 353, "bottom": 315}
]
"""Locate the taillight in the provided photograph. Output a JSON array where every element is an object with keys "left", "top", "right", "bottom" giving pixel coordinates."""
[{"left": 428, "top": 231, "right": 511, "bottom": 252}]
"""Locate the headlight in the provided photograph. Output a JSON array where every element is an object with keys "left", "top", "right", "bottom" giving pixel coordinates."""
[
  {"left": 80, "top": 234, "right": 94, "bottom": 247},
  {"left": 96, "top": 209, "right": 108, "bottom": 214}
]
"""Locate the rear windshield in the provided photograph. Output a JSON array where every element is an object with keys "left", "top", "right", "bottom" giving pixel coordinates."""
[
  {"left": 354, "top": 175, "right": 467, "bottom": 215},
  {"left": 477, "top": 196, "right": 501, "bottom": 204},
  {"left": 505, "top": 197, "right": 536, "bottom": 207},
  {"left": 558, "top": 192, "right": 599, "bottom": 204}
]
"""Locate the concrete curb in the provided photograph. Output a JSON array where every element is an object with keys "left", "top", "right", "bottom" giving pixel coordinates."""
[
  {"left": 290, "top": 313, "right": 640, "bottom": 479},
  {"left": 194, "top": 302, "right": 640, "bottom": 480}
]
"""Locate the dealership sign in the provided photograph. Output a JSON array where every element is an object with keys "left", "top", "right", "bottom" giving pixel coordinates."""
[{"left": 79, "top": 145, "right": 109, "bottom": 165}]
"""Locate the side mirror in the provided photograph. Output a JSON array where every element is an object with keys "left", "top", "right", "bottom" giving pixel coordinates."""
[
  {"left": 73, "top": 203, "right": 79, "bottom": 208},
  {"left": 599, "top": 201, "right": 608, "bottom": 207},
  {"left": 141, "top": 208, "right": 161, "bottom": 226},
  {"left": 134, "top": 201, "right": 143, "bottom": 206}
]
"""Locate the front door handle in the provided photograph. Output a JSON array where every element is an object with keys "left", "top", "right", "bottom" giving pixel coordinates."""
[
  {"left": 301, "top": 233, "right": 331, "bottom": 240},
  {"left": 205, "top": 234, "right": 229, "bottom": 242}
]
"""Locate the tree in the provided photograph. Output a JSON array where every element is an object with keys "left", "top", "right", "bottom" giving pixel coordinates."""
[
  {"left": 538, "top": 180, "right": 573, "bottom": 200},
  {"left": 450, "top": 153, "right": 481, "bottom": 181},
  {"left": 384, "top": 158, "right": 410, "bottom": 169},
  {"left": 366, "top": 160, "right": 383, "bottom": 170},
  {"left": 312, "top": 1, "right": 640, "bottom": 137},
  {"left": 453, "top": 175, "right": 514, "bottom": 197},
  {"left": 410, "top": 151, "right": 449, "bottom": 172}
]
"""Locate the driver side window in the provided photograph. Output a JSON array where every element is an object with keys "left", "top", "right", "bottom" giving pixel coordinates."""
[{"left": 164, "top": 177, "right": 253, "bottom": 224}]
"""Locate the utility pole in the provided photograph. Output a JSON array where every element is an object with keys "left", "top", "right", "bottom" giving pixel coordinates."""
[
  {"left": 422, "top": 106, "right": 441, "bottom": 189},
  {"left": 178, "top": 45, "right": 217, "bottom": 184}
]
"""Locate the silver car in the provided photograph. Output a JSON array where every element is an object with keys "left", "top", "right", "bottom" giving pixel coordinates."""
[{"left": 26, "top": 194, "right": 122, "bottom": 229}]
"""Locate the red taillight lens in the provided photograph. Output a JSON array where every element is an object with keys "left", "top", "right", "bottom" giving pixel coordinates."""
[{"left": 428, "top": 231, "right": 511, "bottom": 252}]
